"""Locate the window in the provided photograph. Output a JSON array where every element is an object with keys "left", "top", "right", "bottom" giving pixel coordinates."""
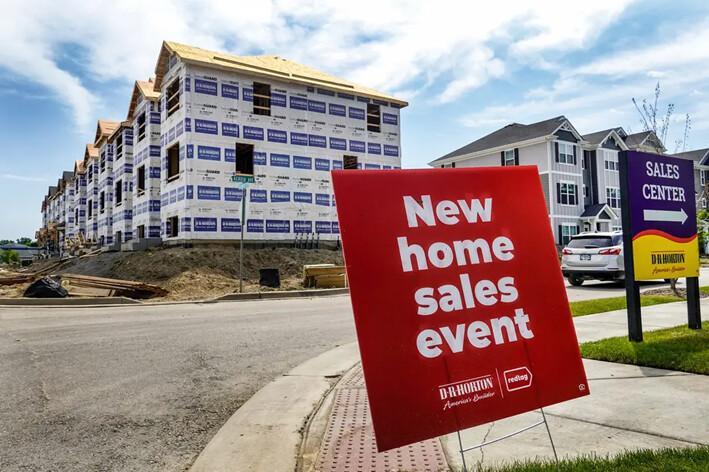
[
  {"left": 235, "top": 143, "right": 254, "bottom": 175},
  {"left": 702, "top": 170, "right": 706, "bottom": 187},
  {"left": 115, "top": 231, "right": 122, "bottom": 244},
  {"left": 167, "top": 144, "right": 180, "bottom": 181},
  {"left": 166, "top": 78, "right": 181, "bottom": 118},
  {"left": 168, "top": 216, "right": 179, "bottom": 238},
  {"left": 115, "top": 180, "right": 122, "bottom": 205},
  {"left": 88, "top": 164, "right": 93, "bottom": 181},
  {"left": 560, "top": 225, "right": 578, "bottom": 246},
  {"left": 253, "top": 82, "right": 271, "bottom": 116},
  {"left": 100, "top": 152, "right": 106, "bottom": 173},
  {"left": 344, "top": 155, "right": 358, "bottom": 170},
  {"left": 606, "top": 187, "right": 620, "bottom": 208},
  {"left": 701, "top": 198, "right": 707, "bottom": 210},
  {"left": 367, "top": 104, "right": 381, "bottom": 133},
  {"left": 88, "top": 199, "right": 93, "bottom": 219},
  {"left": 75, "top": 208, "right": 78, "bottom": 223},
  {"left": 138, "top": 225, "right": 145, "bottom": 239},
  {"left": 503, "top": 150, "right": 515, "bottom": 166},
  {"left": 558, "top": 182, "right": 578, "bottom": 205},
  {"left": 442, "top": 162, "right": 456, "bottom": 168},
  {"left": 100, "top": 191, "right": 105, "bottom": 213},
  {"left": 583, "top": 185, "right": 587, "bottom": 198},
  {"left": 557, "top": 142, "right": 575, "bottom": 164},
  {"left": 137, "top": 166, "right": 146, "bottom": 194},
  {"left": 137, "top": 112, "right": 146, "bottom": 142},
  {"left": 115, "top": 134, "right": 123, "bottom": 160},
  {"left": 604, "top": 152, "right": 619, "bottom": 171}
]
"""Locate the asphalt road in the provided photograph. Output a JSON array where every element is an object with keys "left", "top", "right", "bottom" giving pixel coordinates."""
[
  {"left": 563, "top": 267, "right": 709, "bottom": 301},
  {"left": 1, "top": 270, "right": 707, "bottom": 471},
  {"left": 0, "top": 297, "right": 356, "bottom": 472}
]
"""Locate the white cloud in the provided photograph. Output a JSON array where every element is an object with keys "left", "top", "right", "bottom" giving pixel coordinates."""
[
  {"left": 1, "top": 174, "right": 48, "bottom": 182},
  {"left": 460, "top": 14, "right": 709, "bottom": 151},
  {"left": 0, "top": 0, "right": 638, "bottom": 126}
]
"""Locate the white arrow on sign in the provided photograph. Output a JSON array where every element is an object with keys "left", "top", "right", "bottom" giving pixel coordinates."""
[{"left": 643, "top": 208, "right": 688, "bottom": 224}]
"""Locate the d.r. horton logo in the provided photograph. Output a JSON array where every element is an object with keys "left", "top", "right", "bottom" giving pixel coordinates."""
[{"left": 438, "top": 375, "right": 495, "bottom": 410}]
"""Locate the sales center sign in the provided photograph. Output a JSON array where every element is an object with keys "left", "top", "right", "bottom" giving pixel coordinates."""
[
  {"left": 626, "top": 151, "right": 699, "bottom": 281},
  {"left": 332, "top": 167, "right": 588, "bottom": 452}
]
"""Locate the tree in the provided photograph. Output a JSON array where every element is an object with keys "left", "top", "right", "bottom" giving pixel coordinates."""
[
  {"left": 698, "top": 210, "right": 709, "bottom": 255},
  {"left": 16, "top": 237, "right": 37, "bottom": 246},
  {"left": 0, "top": 239, "right": 13, "bottom": 245},
  {"left": 0, "top": 250, "right": 20, "bottom": 265},
  {"left": 632, "top": 83, "right": 691, "bottom": 297}
]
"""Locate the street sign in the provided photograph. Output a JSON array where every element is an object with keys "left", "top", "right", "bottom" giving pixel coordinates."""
[
  {"left": 231, "top": 174, "right": 255, "bottom": 184},
  {"left": 625, "top": 151, "right": 699, "bottom": 281},
  {"left": 332, "top": 167, "right": 589, "bottom": 452}
]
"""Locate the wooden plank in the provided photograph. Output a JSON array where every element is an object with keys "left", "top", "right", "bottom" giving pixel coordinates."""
[
  {"left": 314, "top": 274, "right": 347, "bottom": 288},
  {"left": 304, "top": 266, "right": 346, "bottom": 277}
]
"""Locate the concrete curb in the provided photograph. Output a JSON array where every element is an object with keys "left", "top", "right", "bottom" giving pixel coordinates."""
[
  {"left": 0, "top": 297, "right": 140, "bottom": 306},
  {"left": 213, "top": 288, "right": 349, "bottom": 301},
  {"left": 188, "top": 342, "right": 360, "bottom": 472},
  {"left": 0, "top": 288, "right": 350, "bottom": 308}
]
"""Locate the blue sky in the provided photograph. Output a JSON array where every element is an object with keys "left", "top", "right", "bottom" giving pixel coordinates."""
[{"left": 1, "top": 0, "right": 709, "bottom": 240}]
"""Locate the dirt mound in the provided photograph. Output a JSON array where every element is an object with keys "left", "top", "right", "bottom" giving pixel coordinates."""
[{"left": 21, "top": 246, "right": 345, "bottom": 301}]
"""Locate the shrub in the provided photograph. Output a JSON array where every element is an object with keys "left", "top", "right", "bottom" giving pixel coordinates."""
[{"left": 0, "top": 250, "right": 20, "bottom": 265}]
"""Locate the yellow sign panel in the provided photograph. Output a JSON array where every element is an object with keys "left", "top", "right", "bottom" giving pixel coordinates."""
[{"left": 632, "top": 230, "right": 700, "bottom": 281}]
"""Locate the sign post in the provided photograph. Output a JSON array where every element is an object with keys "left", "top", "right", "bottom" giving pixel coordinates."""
[
  {"left": 232, "top": 174, "right": 255, "bottom": 293},
  {"left": 332, "top": 167, "right": 589, "bottom": 456},
  {"left": 619, "top": 150, "right": 701, "bottom": 341}
]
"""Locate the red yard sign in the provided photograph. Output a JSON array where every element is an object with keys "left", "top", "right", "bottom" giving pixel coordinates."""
[{"left": 332, "top": 167, "right": 589, "bottom": 452}]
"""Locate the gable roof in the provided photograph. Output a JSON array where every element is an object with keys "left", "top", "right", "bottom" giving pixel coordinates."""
[
  {"left": 623, "top": 131, "right": 653, "bottom": 148},
  {"left": 74, "top": 159, "right": 86, "bottom": 175},
  {"left": 622, "top": 130, "right": 666, "bottom": 152},
  {"left": 94, "top": 120, "right": 120, "bottom": 145},
  {"left": 108, "top": 120, "right": 132, "bottom": 142},
  {"left": 582, "top": 128, "right": 616, "bottom": 146},
  {"left": 154, "top": 41, "right": 407, "bottom": 107},
  {"left": 127, "top": 78, "right": 160, "bottom": 120},
  {"left": 84, "top": 143, "right": 98, "bottom": 161},
  {"left": 580, "top": 203, "right": 617, "bottom": 219},
  {"left": 430, "top": 115, "right": 572, "bottom": 165},
  {"left": 582, "top": 128, "right": 628, "bottom": 150},
  {"left": 669, "top": 148, "right": 709, "bottom": 166}
]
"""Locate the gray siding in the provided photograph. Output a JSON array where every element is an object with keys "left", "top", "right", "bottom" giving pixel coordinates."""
[
  {"left": 550, "top": 172, "right": 584, "bottom": 217},
  {"left": 540, "top": 173, "right": 550, "bottom": 212},
  {"left": 550, "top": 141, "right": 583, "bottom": 173}
]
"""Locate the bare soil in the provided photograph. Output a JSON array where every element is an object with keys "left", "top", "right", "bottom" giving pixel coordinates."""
[
  {"left": 643, "top": 287, "right": 709, "bottom": 298},
  {"left": 16, "top": 246, "right": 344, "bottom": 301}
]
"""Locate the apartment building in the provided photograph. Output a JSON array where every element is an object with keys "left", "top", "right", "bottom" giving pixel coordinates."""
[
  {"left": 37, "top": 41, "right": 407, "bottom": 251},
  {"left": 109, "top": 121, "right": 135, "bottom": 244},
  {"left": 128, "top": 79, "right": 162, "bottom": 242},
  {"left": 152, "top": 41, "right": 406, "bottom": 244},
  {"left": 429, "top": 116, "right": 693, "bottom": 246}
]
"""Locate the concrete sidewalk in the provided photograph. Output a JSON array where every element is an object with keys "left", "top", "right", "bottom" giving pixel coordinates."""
[{"left": 191, "top": 298, "right": 708, "bottom": 471}]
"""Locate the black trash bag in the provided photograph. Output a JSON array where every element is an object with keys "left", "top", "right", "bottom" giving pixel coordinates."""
[
  {"left": 259, "top": 268, "right": 280, "bottom": 288},
  {"left": 23, "top": 277, "right": 68, "bottom": 298}
]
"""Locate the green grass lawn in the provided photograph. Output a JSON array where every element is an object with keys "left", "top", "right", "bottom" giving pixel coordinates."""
[
  {"left": 569, "top": 294, "right": 682, "bottom": 317},
  {"left": 471, "top": 446, "right": 709, "bottom": 472},
  {"left": 579, "top": 322, "right": 709, "bottom": 375}
]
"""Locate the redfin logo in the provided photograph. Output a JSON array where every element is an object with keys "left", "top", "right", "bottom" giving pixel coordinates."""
[{"left": 503, "top": 367, "right": 533, "bottom": 392}]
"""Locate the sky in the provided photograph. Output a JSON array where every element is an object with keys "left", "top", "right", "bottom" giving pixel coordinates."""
[{"left": 1, "top": 0, "right": 709, "bottom": 240}]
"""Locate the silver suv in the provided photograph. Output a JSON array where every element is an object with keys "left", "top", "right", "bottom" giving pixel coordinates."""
[{"left": 561, "top": 231, "right": 624, "bottom": 286}]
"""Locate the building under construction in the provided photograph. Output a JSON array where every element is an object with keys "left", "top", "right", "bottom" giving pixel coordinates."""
[{"left": 38, "top": 41, "right": 407, "bottom": 253}]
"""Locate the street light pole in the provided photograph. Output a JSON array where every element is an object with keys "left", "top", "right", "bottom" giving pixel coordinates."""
[{"left": 239, "top": 186, "right": 246, "bottom": 293}]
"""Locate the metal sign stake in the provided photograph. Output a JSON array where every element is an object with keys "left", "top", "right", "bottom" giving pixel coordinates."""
[{"left": 457, "top": 408, "right": 560, "bottom": 472}]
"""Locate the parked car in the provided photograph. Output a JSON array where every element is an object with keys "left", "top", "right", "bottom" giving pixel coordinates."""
[{"left": 560, "top": 231, "right": 624, "bottom": 286}]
